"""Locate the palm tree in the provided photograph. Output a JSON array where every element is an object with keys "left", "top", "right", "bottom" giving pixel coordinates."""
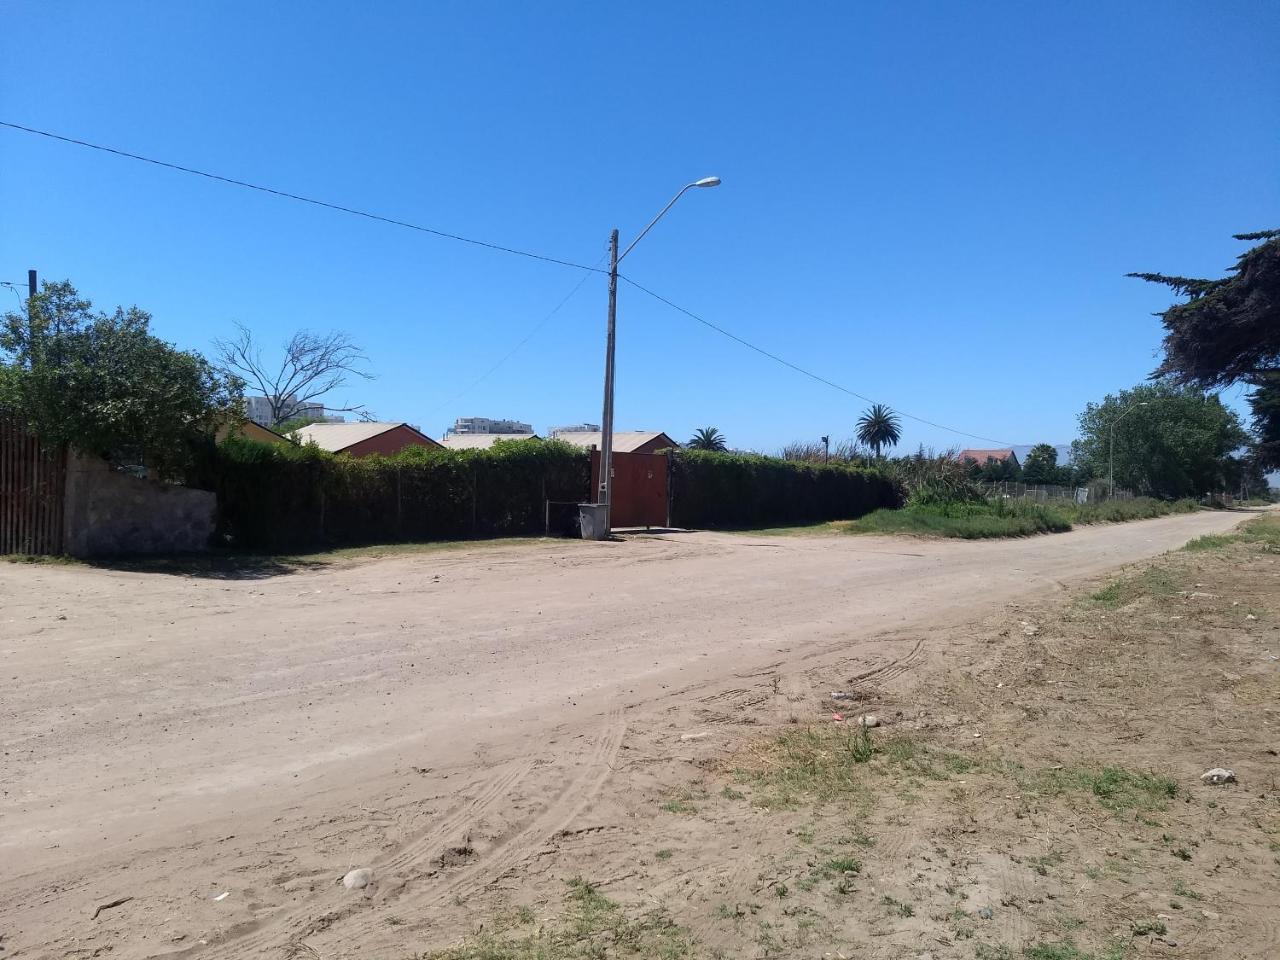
[
  {"left": 688, "top": 426, "right": 728, "bottom": 451},
  {"left": 855, "top": 404, "right": 902, "bottom": 458}
]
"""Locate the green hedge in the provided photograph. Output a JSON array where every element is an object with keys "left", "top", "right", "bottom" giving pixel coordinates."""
[
  {"left": 212, "top": 437, "right": 590, "bottom": 551},
  {"left": 668, "top": 449, "right": 900, "bottom": 528}
]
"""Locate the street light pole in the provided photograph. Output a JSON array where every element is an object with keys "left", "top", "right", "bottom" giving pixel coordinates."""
[
  {"left": 597, "top": 177, "right": 720, "bottom": 532},
  {"left": 1108, "top": 401, "right": 1149, "bottom": 498}
]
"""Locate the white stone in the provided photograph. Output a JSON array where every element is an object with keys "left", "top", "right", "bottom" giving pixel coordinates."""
[
  {"left": 342, "top": 868, "right": 374, "bottom": 890},
  {"left": 1199, "top": 768, "right": 1236, "bottom": 785}
]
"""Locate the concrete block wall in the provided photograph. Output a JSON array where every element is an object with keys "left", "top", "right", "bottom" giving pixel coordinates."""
[{"left": 63, "top": 453, "right": 216, "bottom": 557}]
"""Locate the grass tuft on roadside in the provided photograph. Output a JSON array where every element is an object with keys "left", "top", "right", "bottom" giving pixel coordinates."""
[
  {"left": 1014, "top": 765, "right": 1178, "bottom": 813},
  {"left": 732, "top": 725, "right": 977, "bottom": 810},
  {"left": 845, "top": 497, "right": 1201, "bottom": 540},
  {"left": 1184, "top": 511, "right": 1280, "bottom": 553},
  {"left": 1088, "top": 566, "right": 1182, "bottom": 607},
  {"left": 420, "top": 878, "right": 696, "bottom": 960}
]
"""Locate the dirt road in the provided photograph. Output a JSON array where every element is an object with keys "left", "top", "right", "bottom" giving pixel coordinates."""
[{"left": 0, "top": 510, "right": 1247, "bottom": 958}]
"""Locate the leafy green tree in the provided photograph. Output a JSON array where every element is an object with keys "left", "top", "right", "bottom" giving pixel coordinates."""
[
  {"left": 276, "top": 414, "right": 327, "bottom": 435},
  {"left": 1248, "top": 372, "right": 1280, "bottom": 470},
  {"left": 1070, "top": 383, "right": 1249, "bottom": 498},
  {"left": 855, "top": 404, "right": 902, "bottom": 458},
  {"left": 687, "top": 426, "right": 727, "bottom": 451},
  {"left": 1021, "top": 443, "right": 1059, "bottom": 484},
  {"left": 1131, "top": 229, "right": 1279, "bottom": 469},
  {"left": 0, "top": 280, "right": 241, "bottom": 477},
  {"left": 974, "top": 455, "right": 1021, "bottom": 483}
]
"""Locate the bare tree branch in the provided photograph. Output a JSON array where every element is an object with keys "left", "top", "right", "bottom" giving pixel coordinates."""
[{"left": 214, "top": 323, "right": 373, "bottom": 425}]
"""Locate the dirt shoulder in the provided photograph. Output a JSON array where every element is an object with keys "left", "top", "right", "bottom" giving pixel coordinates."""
[{"left": 0, "top": 508, "right": 1263, "bottom": 959}]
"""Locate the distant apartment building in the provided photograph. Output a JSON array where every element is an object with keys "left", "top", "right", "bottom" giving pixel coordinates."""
[
  {"left": 549, "top": 423, "right": 601, "bottom": 437},
  {"left": 447, "top": 416, "right": 534, "bottom": 436},
  {"left": 245, "top": 395, "right": 344, "bottom": 427}
]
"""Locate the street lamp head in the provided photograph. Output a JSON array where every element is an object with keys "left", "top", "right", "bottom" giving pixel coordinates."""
[{"left": 693, "top": 176, "right": 721, "bottom": 188}]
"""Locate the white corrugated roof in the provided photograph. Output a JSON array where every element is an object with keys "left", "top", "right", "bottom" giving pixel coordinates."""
[
  {"left": 552, "top": 431, "right": 676, "bottom": 453},
  {"left": 294, "top": 422, "right": 430, "bottom": 452},
  {"left": 438, "top": 433, "right": 538, "bottom": 450}
]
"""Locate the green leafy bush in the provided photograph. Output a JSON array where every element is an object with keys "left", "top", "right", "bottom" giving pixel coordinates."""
[
  {"left": 668, "top": 449, "right": 899, "bottom": 529},
  {"left": 212, "top": 437, "right": 589, "bottom": 550}
]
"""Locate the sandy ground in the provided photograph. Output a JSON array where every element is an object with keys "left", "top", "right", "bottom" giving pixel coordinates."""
[{"left": 0, "top": 508, "right": 1252, "bottom": 959}]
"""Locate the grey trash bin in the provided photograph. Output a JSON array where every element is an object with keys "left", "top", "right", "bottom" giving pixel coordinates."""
[{"left": 578, "top": 503, "right": 610, "bottom": 540}]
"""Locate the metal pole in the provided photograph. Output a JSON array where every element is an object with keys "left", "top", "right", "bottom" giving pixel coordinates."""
[
  {"left": 27, "top": 269, "right": 36, "bottom": 300},
  {"left": 1108, "top": 422, "right": 1114, "bottom": 499},
  {"left": 598, "top": 229, "right": 620, "bottom": 531}
]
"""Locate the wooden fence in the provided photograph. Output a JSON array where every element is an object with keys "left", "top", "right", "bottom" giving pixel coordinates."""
[{"left": 0, "top": 415, "right": 66, "bottom": 555}]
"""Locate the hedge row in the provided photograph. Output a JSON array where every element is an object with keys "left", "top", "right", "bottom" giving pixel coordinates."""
[
  {"left": 668, "top": 449, "right": 900, "bottom": 528},
  {"left": 212, "top": 437, "right": 590, "bottom": 551}
]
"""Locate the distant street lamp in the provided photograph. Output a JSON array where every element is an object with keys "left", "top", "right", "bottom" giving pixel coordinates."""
[
  {"left": 1109, "top": 401, "right": 1150, "bottom": 497},
  {"left": 821, "top": 435, "right": 830, "bottom": 463},
  {"left": 596, "top": 177, "right": 721, "bottom": 534}
]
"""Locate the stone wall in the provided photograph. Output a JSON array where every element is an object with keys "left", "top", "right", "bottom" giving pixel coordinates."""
[{"left": 62, "top": 453, "right": 216, "bottom": 557}]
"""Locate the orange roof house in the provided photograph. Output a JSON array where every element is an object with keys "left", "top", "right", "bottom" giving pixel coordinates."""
[{"left": 957, "top": 448, "right": 1020, "bottom": 467}]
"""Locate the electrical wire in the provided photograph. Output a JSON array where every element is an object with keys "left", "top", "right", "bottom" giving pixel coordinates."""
[
  {"left": 618, "top": 274, "right": 1020, "bottom": 448},
  {"left": 0, "top": 120, "right": 606, "bottom": 274},
  {"left": 424, "top": 254, "right": 606, "bottom": 421},
  {"left": 3, "top": 121, "right": 1024, "bottom": 447}
]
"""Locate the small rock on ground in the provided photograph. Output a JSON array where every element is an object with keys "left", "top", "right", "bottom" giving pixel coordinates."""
[{"left": 342, "top": 867, "right": 374, "bottom": 890}]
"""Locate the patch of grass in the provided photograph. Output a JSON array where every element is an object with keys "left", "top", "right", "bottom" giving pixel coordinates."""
[
  {"left": 660, "top": 798, "right": 697, "bottom": 815},
  {"left": 842, "top": 829, "right": 876, "bottom": 848},
  {"left": 421, "top": 877, "right": 696, "bottom": 959},
  {"left": 1183, "top": 533, "right": 1238, "bottom": 552},
  {"left": 720, "top": 785, "right": 746, "bottom": 800},
  {"left": 846, "top": 498, "right": 1072, "bottom": 539},
  {"left": 773, "top": 882, "right": 788, "bottom": 898},
  {"left": 1089, "top": 567, "right": 1181, "bottom": 607},
  {"left": 1065, "top": 497, "right": 1197, "bottom": 525},
  {"left": 1016, "top": 765, "right": 1177, "bottom": 813},
  {"left": 1029, "top": 851, "right": 1066, "bottom": 876},
  {"left": 821, "top": 856, "right": 863, "bottom": 876},
  {"left": 1130, "top": 919, "right": 1167, "bottom": 936},
  {"left": 0, "top": 552, "right": 82, "bottom": 566},
  {"left": 879, "top": 894, "right": 914, "bottom": 917},
  {"left": 736, "top": 725, "right": 875, "bottom": 809},
  {"left": 976, "top": 947, "right": 1016, "bottom": 960},
  {"left": 1172, "top": 879, "right": 1201, "bottom": 901},
  {"left": 713, "top": 902, "right": 744, "bottom": 920},
  {"left": 654, "top": 848, "right": 673, "bottom": 861},
  {"left": 880, "top": 737, "right": 975, "bottom": 780},
  {"left": 1023, "top": 946, "right": 1089, "bottom": 960},
  {"left": 738, "top": 726, "right": 977, "bottom": 810}
]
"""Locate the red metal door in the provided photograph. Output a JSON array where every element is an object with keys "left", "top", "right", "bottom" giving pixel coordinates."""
[{"left": 590, "top": 450, "right": 668, "bottom": 528}]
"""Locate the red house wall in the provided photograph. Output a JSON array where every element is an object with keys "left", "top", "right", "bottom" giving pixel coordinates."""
[{"left": 343, "top": 427, "right": 441, "bottom": 458}]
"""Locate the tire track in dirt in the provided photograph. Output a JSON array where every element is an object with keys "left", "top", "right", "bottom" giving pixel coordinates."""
[
  {"left": 285, "top": 709, "right": 627, "bottom": 958},
  {"left": 194, "top": 760, "right": 536, "bottom": 960}
]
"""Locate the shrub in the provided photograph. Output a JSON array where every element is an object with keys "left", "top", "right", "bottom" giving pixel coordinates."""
[
  {"left": 212, "top": 436, "right": 589, "bottom": 551},
  {"left": 848, "top": 498, "right": 1071, "bottom": 539},
  {"left": 668, "top": 449, "right": 899, "bottom": 529}
]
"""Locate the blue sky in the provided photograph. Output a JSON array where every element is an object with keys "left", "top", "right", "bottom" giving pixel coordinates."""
[{"left": 2, "top": 1, "right": 1277, "bottom": 451}]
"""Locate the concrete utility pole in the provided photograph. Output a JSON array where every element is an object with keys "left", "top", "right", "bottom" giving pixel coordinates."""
[
  {"left": 598, "top": 229, "right": 619, "bottom": 509},
  {"left": 595, "top": 177, "right": 720, "bottom": 536}
]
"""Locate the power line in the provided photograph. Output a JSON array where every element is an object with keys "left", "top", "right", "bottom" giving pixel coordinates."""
[
  {"left": 618, "top": 274, "right": 1019, "bottom": 448},
  {"left": 0, "top": 120, "right": 606, "bottom": 275},
  {"left": 425, "top": 254, "right": 606, "bottom": 421}
]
